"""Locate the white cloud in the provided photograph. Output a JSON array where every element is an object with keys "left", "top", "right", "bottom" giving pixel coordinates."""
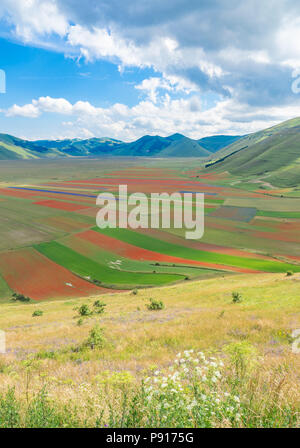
[
  {"left": 6, "top": 103, "right": 40, "bottom": 117},
  {"left": 0, "top": 0, "right": 68, "bottom": 41},
  {"left": 4, "top": 94, "right": 300, "bottom": 141},
  {"left": 1, "top": 0, "right": 300, "bottom": 139}
]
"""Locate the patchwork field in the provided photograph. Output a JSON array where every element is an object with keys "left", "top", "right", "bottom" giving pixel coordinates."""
[{"left": 0, "top": 158, "right": 300, "bottom": 301}]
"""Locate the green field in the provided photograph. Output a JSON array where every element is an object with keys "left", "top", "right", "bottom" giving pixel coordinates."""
[
  {"left": 94, "top": 227, "right": 300, "bottom": 273},
  {"left": 35, "top": 241, "right": 184, "bottom": 288},
  {"left": 0, "top": 274, "right": 11, "bottom": 301},
  {"left": 59, "top": 234, "right": 225, "bottom": 280},
  {"left": 256, "top": 210, "right": 300, "bottom": 219}
]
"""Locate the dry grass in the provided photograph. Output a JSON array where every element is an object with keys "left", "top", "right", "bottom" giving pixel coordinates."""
[{"left": 0, "top": 272, "right": 299, "bottom": 425}]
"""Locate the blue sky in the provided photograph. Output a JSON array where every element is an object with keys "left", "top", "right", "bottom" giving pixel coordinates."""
[{"left": 0, "top": 0, "right": 300, "bottom": 141}]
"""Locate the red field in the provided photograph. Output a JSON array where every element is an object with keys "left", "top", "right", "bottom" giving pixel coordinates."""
[
  {"left": 33, "top": 199, "right": 89, "bottom": 212},
  {"left": 0, "top": 248, "right": 109, "bottom": 300}
]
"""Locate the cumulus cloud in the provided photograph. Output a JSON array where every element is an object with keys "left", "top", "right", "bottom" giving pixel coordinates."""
[
  {"left": 5, "top": 94, "right": 300, "bottom": 141},
  {"left": 0, "top": 0, "right": 68, "bottom": 41},
  {"left": 2, "top": 1, "right": 300, "bottom": 99},
  {"left": 1, "top": 0, "right": 300, "bottom": 137}
]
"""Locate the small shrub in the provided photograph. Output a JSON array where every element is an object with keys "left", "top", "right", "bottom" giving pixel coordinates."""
[
  {"left": 0, "top": 388, "right": 20, "bottom": 428},
  {"left": 84, "top": 325, "right": 106, "bottom": 350},
  {"left": 286, "top": 271, "right": 293, "bottom": 277},
  {"left": 93, "top": 300, "right": 106, "bottom": 315},
  {"left": 131, "top": 288, "right": 138, "bottom": 295},
  {"left": 93, "top": 279, "right": 102, "bottom": 286},
  {"left": 12, "top": 293, "right": 31, "bottom": 303},
  {"left": 25, "top": 388, "right": 73, "bottom": 428},
  {"left": 146, "top": 298, "right": 165, "bottom": 311},
  {"left": 224, "top": 341, "right": 258, "bottom": 379},
  {"left": 78, "top": 304, "right": 93, "bottom": 317},
  {"left": 32, "top": 310, "right": 43, "bottom": 317},
  {"left": 232, "top": 291, "right": 242, "bottom": 303}
]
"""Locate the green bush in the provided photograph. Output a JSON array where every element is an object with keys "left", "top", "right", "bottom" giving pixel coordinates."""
[
  {"left": 84, "top": 325, "right": 106, "bottom": 350},
  {"left": 93, "top": 300, "right": 106, "bottom": 315},
  {"left": 232, "top": 291, "right": 242, "bottom": 303},
  {"left": 32, "top": 310, "right": 43, "bottom": 317},
  {"left": 0, "top": 388, "right": 20, "bottom": 428},
  {"left": 286, "top": 271, "right": 293, "bottom": 276},
  {"left": 78, "top": 304, "right": 93, "bottom": 317},
  {"left": 146, "top": 298, "right": 165, "bottom": 311},
  {"left": 12, "top": 293, "right": 31, "bottom": 303}
]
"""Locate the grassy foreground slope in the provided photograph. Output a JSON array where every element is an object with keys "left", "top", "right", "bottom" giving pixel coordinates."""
[{"left": 0, "top": 273, "right": 299, "bottom": 427}]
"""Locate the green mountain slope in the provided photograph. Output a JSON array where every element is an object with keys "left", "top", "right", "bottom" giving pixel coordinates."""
[
  {"left": 114, "top": 135, "right": 171, "bottom": 156},
  {"left": 158, "top": 137, "right": 211, "bottom": 157},
  {"left": 198, "top": 135, "right": 243, "bottom": 153},
  {"left": 208, "top": 117, "right": 300, "bottom": 161},
  {"left": 0, "top": 134, "right": 61, "bottom": 160},
  {"left": 34, "top": 137, "right": 122, "bottom": 156},
  {"left": 205, "top": 118, "right": 300, "bottom": 187}
]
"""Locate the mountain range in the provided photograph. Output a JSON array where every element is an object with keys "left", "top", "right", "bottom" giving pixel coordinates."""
[
  {"left": 0, "top": 132, "right": 241, "bottom": 160},
  {"left": 1, "top": 117, "right": 300, "bottom": 187}
]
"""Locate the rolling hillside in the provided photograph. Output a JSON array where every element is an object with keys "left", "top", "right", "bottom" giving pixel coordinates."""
[
  {"left": 206, "top": 117, "right": 300, "bottom": 187},
  {"left": 0, "top": 134, "right": 62, "bottom": 160}
]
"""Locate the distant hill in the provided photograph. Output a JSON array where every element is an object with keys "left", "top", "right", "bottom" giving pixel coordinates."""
[
  {"left": 205, "top": 117, "right": 300, "bottom": 187},
  {"left": 34, "top": 137, "right": 122, "bottom": 157},
  {"left": 114, "top": 135, "right": 171, "bottom": 156},
  {"left": 0, "top": 134, "right": 62, "bottom": 160},
  {"left": 158, "top": 137, "right": 211, "bottom": 157},
  {"left": 198, "top": 135, "right": 243, "bottom": 153}
]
